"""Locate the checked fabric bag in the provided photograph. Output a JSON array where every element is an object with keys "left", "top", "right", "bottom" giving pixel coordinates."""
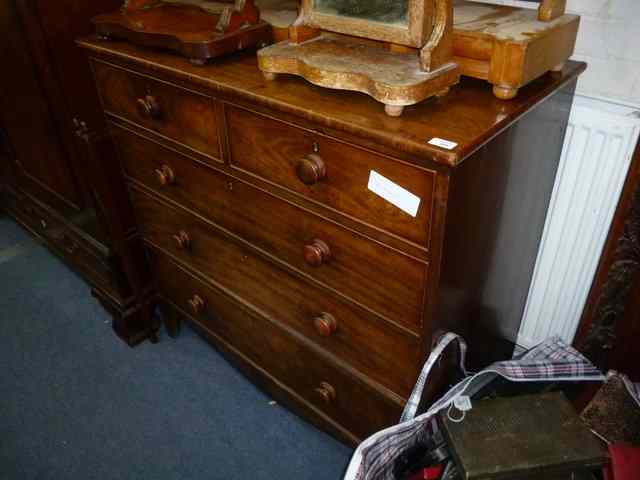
[{"left": 343, "top": 333, "right": 608, "bottom": 480}]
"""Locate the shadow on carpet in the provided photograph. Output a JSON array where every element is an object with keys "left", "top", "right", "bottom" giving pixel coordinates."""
[{"left": 0, "top": 217, "right": 352, "bottom": 480}]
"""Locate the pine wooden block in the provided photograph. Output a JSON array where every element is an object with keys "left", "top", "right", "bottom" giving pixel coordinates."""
[{"left": 452, "top": 1, "right": 580, "bottom": 100}]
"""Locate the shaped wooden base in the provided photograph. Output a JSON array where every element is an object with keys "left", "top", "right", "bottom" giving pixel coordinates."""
[
  {"left": 92, "top": 3, "right": 273, "bottom": 64},
  {"left": 258, "top": 34, "right": 460, "bottom": 117},
  {"left": 253, "top": 1, "right": 579, "bottom": 101}
]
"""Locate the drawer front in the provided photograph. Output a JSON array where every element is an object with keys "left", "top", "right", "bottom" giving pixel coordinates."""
[
  {"left": 7, "top": 192, "right": 114, "bottom": 292},
  {"left": 116, "top": 125, "right": 427, "bottom": 330},
  {"left": 131, "top": 187, "right": 421, "bottom": 396},
  {"left": 93, "top": 60, "right": 220, "bottom": 160},
  {"left": 152, "top": 250, "right": 403, "bottom": 440},
  {"left": 227, "top": 105, "right": 435, "bottom": 246}
]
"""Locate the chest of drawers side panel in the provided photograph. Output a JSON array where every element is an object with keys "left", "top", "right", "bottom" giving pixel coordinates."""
[{"left": 438, "top": 80, "right": 577, "bottom": 367}]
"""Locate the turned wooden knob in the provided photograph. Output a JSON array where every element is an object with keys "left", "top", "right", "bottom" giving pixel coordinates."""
[
  {"left": 155, "top": 165, "right": 175, "bottom": 186},
  {"left": 188, "top": 294, "right": 205, "bottom": 315},
  {"left": 296, "top": 153, "right": 326, "bottom": 185},
  {"left": 173, "top": 230, "right": 191, "bottom": 250},
  {"left": 303, "top": 239, "right": 331, "bottom": 267},
  {"left": 136, "top": 94, "right": 161, "bottom": 119},
  {"left": 313, "top": 312, "right": 337, "bottom": 337},
  {"left": 315, "top": 381, "right": 336, "bottom": 404}
]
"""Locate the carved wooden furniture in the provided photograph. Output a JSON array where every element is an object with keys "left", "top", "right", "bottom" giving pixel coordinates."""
[
  {"left": 78, "top": 34, "right": 583, "bottom": 443},
  {"left": 452, "top": 0, "right": 580, "bottom": 100},
  {"left": 576, "top": 139, "right": 640, "bottom": 380},
  {"left": 253, "top": 0, "right": 580, "bottom": 101},
  {"left": 92, "top": 0, "right": 272, "bottom": 65},
  {"left": 0, "top": 0, "right": 156, "bottom": 345},
  {"left": 258, "top": 0, "right": 460, "bottom": 117}
]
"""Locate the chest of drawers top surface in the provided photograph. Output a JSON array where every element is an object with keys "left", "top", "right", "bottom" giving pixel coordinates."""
[{"left": 79, "top": 37, "right": 584, "bottom": 168}]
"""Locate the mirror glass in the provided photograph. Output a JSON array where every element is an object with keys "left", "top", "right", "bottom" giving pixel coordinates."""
[{"left": 314, "top": 0, "right": 409, "bottom": 26}]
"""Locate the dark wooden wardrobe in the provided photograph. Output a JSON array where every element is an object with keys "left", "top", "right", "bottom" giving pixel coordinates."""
[{"left": 0, "top": 0, "right": 156, "bottom": 345}]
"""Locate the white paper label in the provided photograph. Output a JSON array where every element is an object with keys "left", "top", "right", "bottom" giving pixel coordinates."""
[
  {"left": 367, "top": 170, "right": 421, "bottom": 217},
  {"left": 428, "top": 137, "right": 458, "bottom": 150}
]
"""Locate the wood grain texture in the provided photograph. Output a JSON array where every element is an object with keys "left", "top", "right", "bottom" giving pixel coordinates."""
[
  {"left": 248, "top": 1, "right": 578, "bottom": 100},
  {"left": 257, "top": 33, "right": 460, "bottom": 115},
  {"left": 78, "top": 36, "right": 585, "bottom": 167},
  {"left": 2, "top": 187, "right": 113, "bottom": 292},
  {"left": 0, "top": 0, "right": 152, "bottom": 345},
  {"left": 453, "top": 1, "right": 579, "bottom": 98},
  {"left": 266, "top": 0, "right": 457, "bottom": 115},
  {"left": 226, "top": 104, "right": 436, "bottom": 246},
  {"left": 93, "top": 60, "right": 222, "bottom": 160},
  {"left": 14, "top": 0, "right": 124, "bottom": 215},
  {"left": 151, "top": 249, "right": 403, "bottom": 442},
  {"left": 92, "top": 2, "right": 272, "bottom": 63},
  {"left": 539, "top": 0, "right": 566, "bottom": 22},
  {"left": 78, "top": 37, "right": 584, "bottom": 441},
  {"left": 0, "top": 0, "right": 82, "bottom": 213},
  {"left": 131, "top": 186, "right": 421, "bottom": 396},
  {"left": 297, "top": 0, "right": 432, "bottom": 48},
  {"left": 114, "top": 123, "right": 427, "bottom": 330}
]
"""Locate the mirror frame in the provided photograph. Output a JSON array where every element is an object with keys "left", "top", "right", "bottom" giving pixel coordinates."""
[{"left": 299, "top": 0, "right": 433, "bottom": 47}]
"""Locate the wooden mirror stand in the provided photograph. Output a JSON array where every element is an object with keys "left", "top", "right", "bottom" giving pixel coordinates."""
[
  {"left": 92, "top": 0, "right": 272, "bottom": 64},
  {"left": 258, "top": 0, "right": 460, "bottom": 117}
]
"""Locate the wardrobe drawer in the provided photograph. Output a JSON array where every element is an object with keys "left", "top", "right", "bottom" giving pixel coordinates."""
[
  {"left": 116, "top": 125, "right": 427, "bottom": 331},
  {"left": 227, "top": 105, "right": 435, "bottom": 247},
  {"left": 7, "top": 192, "right": 114, "bottom": 292},
  {"left": 93, "top": 60, "right": 220, "bottom": 160},
  {"left": 152, "top": 250, "right": 403, "bottom": 440},
  {"left": 131, "top": 187, "right": 421, "bottom": 397}
]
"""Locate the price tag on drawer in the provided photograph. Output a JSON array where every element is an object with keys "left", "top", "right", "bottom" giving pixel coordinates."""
[
  {"left": 428, "top": 137, "right": 458, "bottom": 150},
  {"left": 367, "top": 170, "right": 421, "bottom": 217}
]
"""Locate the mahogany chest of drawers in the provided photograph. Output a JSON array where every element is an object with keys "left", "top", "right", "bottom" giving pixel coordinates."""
[{"left": 78, "top": 37, "right": 583, "bottom": 444}]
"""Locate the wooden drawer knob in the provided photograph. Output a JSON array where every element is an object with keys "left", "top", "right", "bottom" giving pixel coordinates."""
[
  {"left": 303, "top": 239, "right": 331, "bottom": 267},
  {"left": 136, "top": 94, "right": 162, "bottom": 119},
  {"left": 315, "top": 381, "right": 336, "bottom": 404},
  {"left": 188, "top": 294, "right": 205, "bottom": 315},
  {"left": 155, "top": 165, "right": 175, "bottom": 186},
  {"left": 313, "top": 312, "right": 337, "bottom": 337},
  {"left": 296, "top": 153, "right": 326, "bottom": 185},
  {"left": 173, "top": 230, "right": 191, "bottom": 250}
]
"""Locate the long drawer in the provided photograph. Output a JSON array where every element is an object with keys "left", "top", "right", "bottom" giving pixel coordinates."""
[
  {"left": 151, "top": 249, "right": 403, "bottom": 441},
  {"left": 131, "top": 186, "right": 421, "bottom": 396},
  {"left": 115, "top": 124, "right": 427, "bottom": 331},
  {"left": 93, "top": 60, "right": 221, "bottom": 160},
  {"left": 227, "top": 105, "right": 436, "bottom": 247},
  {"left": 6, "top": 190, "right": 114, "bottom": 294}
]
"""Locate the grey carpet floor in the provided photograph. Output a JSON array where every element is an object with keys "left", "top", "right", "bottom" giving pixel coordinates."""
[{"left": 0, "top": 216, "right": 352, "bottom": 479}]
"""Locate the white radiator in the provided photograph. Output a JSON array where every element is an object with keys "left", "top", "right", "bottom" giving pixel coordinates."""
[{"left": 517, "top": 95, "right": 640, "bottom": 348}]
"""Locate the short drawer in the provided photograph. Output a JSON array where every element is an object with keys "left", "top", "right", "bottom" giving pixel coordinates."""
[
  {"left": 227, "top": 105, "right": 436, "bottom": 247},
  {"left": 116, "top": 125, "right": 427, "bottom": 331},
  {"left": 151, "top": 249, "right": 403, "bottom": 440},
  {"left": 131, "top": 187, "right": 421, "bottom": 397},
  {"left": 93, "top": 60, "right": 220, "bottom": 160}
]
